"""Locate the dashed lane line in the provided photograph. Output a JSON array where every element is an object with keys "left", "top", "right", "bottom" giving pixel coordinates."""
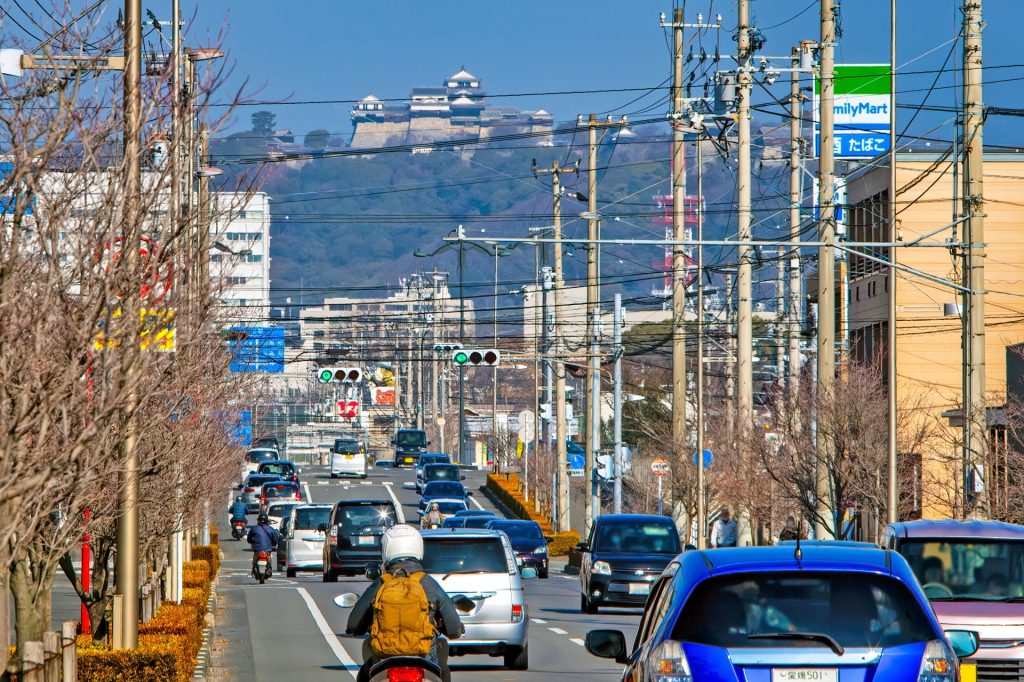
[
  {"left": 569, "top": 638, "right": 585, "bottom": 647},
  {"left": 296, "top": 587, "right": 360, "bottom": 679},
  {"left": 548, "top": 627, "right": 568, "bottom": 635},
  {"left": 530, "top": 618, "right": 547, "bottom": 625}
]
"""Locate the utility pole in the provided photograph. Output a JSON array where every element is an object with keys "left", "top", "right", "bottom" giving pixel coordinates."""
[
  {"left": 963, "top": 0, "right": 986, "bottom": 515},
  {"left": 613, "top": 294, "right": 623, "bottom": 514},
  {"left": 457, "top": 227, "right": 467, "bottom": 466},
  {"left": 116, "top": 0, "right": 142, "bottom": 650},
  {"left": 789, "top": 47, "right": 804, "bottom": 406},
  {"left": 886, "top": 0, "right": 899, "bottom": 524},
  {"left": 695, "top": 132, "right": 707, "bottom": 549},
  {"left": 670, "top": 8, "right": 689, "bottom": 496},
  {"left": 168, "top": 0, "right": 183, "bottom": 609},
  {"left": 533, "top": 160, "right": 577, "bottom": 532},
  {"left": 816, "top": 0, "right": 837, "bottom": 538},
  {"left": 736, "top": 0, "right": 754, "bottom": 545},
  {"left": 590, "top": 308, "right": 601, "bottom": 521}
]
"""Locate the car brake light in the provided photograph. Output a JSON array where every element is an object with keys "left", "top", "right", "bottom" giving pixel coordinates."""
[
  {"left": 386, "top": 668, "right": 424, "bottom": 682},
  {"left": 511, "top": 604, "right": 523, "bottom": 622},
  {"left": 651, "top": 640, "right": 692, "bottom": 681},
  {"left": 244, "top": 488, "right": 254, "bottom": 493}
]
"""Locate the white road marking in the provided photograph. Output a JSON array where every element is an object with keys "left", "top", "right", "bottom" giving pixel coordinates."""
[
  {"left": 558, "top": 576, "right": 576, "bottom": 581},
  {"left": 296, "top": 587, "right": 360, "bottom": 679},
  {"left": 302, "top": 482, "right": 311, "bottom": 501},
  {"left": 570, "top": 638, "right": 585, "bottom": 647},
  {"left": 468, "top": 493, "right": 485, "bottom": 510},
  {"left": 548, "top": 627, "right": 567, "bottom": 635},
  {"left": 381, "top": 481, "right": 406, "bottom": 523},
  {"left": 317, "top": 481, "right": 328, "bottom": 485},
  {"left": 359, "top": 481, "right": 372, "bottom": 485},
  {"left": 530, "top": 618, "right": 547, "bottom": 625}
]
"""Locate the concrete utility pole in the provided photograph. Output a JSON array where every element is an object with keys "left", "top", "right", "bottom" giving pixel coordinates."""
[
  {"left": 789, "top": 47, "right": 804, "bottom": 407},
  {"left": 816, "top": 0, "right": 837, "bottom": 539},
  {"left": 736, "top": 0, "right": 754, "bottom": 545},
  {"left": 590, "top": 308, "right": 601, "bottom": 520},
  {"left": 670, "top": 8, "right": 689, "bottom": 490},
  {"left": 533, "top": 160, "right": 577, "bottom": 532},
  {"left": 613, "top": 294, "right": 623, "bottom": 514},
  {"left": 579, "top": 114, "right": 626, "bottom": 533},
  {"left": 116, "top": 0, "right": 142, "bottom": 650},
  {"left": 886, "top": 0, "right": 899, "bottom": 524},
  {"left": 963, "top": 0, "right": 986, "bottom": 514},
  {"left": 695, "top": 132, "right": 707, "bottom": 549}
]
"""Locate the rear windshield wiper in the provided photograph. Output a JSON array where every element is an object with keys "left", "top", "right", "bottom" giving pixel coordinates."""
[
  {"left": 748, "top": 631, "right": 845, "bottom": 656},
  {"left": 440, "top": 569, "right": 491, "bottom": 577}
]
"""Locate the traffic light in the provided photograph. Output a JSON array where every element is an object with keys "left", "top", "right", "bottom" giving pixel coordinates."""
[
  {"left": 316, "top": 367, "right": 363, "bottom": 383},
  {"left": 433, "top": 342, "right": 462, "bottom": 354},
  {"left": 451, "top": 348, "right": 500, "bottom": 366}
]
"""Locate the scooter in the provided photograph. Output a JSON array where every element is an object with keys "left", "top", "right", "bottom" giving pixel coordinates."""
[
  {"left": 252, "top": 551, "right": 272, "bottom": 584},
  {"left": 334, "top": 587, "right": 475, "bottom": 682},
  {"left": 231, "top": 520, "right": 246, "bottom": 540}
]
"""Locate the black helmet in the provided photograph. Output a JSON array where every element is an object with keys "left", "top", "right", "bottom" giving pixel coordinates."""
[
  {"left": 257, "top": 512, "right": 269, "bottom": 525},
  {"left": 235, "top": 496, "right": 242, "bottom": 503}
]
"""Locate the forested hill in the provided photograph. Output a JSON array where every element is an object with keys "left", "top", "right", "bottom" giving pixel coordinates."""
[{"left": 212, "top": 122, "right": 781, "bottom": 310}]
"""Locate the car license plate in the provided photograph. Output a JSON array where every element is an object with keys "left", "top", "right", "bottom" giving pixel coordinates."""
[
  {"left": 959, "top": 662, "right": 977, "bottom": 682},
  {"left": 771, "top": 670, "right": 838, "bottom": 682},
  {"left": 355, "top": 535, "right": 376, "bottom": 545},
  {"left": 628, "top": 583, "right": 651, "bottom": 595},
  {"left": 344, "top": 454, "right": 353, "bottom": 460}
]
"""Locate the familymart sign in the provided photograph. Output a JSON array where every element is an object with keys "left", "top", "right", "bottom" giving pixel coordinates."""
[{"left": 814, "top": 64, "right": 891, "bottom": 158}]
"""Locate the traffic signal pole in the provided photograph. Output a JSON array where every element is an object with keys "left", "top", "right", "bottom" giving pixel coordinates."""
[{"left": 458, "top": 235, "right": 467, "bottom": 466}]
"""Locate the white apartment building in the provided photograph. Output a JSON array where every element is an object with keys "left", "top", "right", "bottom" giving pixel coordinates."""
[{"left": 209, "top": 192, "right": 271, "bottom": 323}]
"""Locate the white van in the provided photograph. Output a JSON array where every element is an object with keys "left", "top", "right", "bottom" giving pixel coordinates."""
[{"left": 330, "top": 444, "right": 367, "bottom": 479}]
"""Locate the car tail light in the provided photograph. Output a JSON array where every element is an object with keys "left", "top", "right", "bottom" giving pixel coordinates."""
[
  {"left": 650, "top": 639, "right": 692, "bottom": 681},
  {"left": 918, "top": 640, "right": 955, "bottom": 681},
  {"left": 244, "top": 488, "right": 254, "bottom": 493},
  {"left": 386, "top": 668, "right": 424, "bottom": 682},
  {"left": 511, "top": 604, "right": 524, "bottom": 622}
]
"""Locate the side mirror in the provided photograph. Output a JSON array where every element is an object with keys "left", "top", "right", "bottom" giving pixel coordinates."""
[
  {"left": 521, "top": 567, "right": 538, "bottom": 579},
  {"left": 946, "top": 629, "right": 979, "bottom": 659},
  {"left": 575, "top": 542, "right": 590, "bottom": 553},
  {"left": 426, "top": 441, "right": 431, "bottom": 446},
  {"left": 317, "top": 523, "right": 328, "bottom": 533},
  {"left": 584, "top": 629, "right": 628, "bottom": 664},
  {"left": 460, "top": 475, "right": 466, "bottom": 480},
  {"left": 466, "top": 491, "right": 474, "bottom": 496},
  {"left": 545, "top": 536, "right": 554, "bottom": 544},
  {"left": 390, "top": 437, "right": 396, "bottom": 445},
  {"left": 365, "top": 565, "right": 382, "bottom": 580},
  {"left": 684, "top": 544, "right": 697, "bottom": 551},
  {"left": 333, "top": 593, "right": 359, "bottom": 608}
]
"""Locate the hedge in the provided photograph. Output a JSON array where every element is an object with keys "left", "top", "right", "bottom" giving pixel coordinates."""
[
  {"left": 78, "top": 531, "right": 220, "bottom": 681},
  {"left": 486, "top": 474, "right": 580, "bottom": 556}
]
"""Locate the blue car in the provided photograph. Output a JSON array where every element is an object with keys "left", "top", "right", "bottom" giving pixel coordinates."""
[{"left": 585, "top": 543, "right": 980, "bottom": 681}]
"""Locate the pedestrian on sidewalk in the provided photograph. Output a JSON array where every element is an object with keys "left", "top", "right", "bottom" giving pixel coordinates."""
[{"left": 711, "top": 509, "right": 738, "bottom": 548}]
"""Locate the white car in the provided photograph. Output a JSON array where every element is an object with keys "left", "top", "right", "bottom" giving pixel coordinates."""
[
  {"left": 421, "top": 529, "right": 535, "bottom": 670},
  {"left": 242, "top": 448, "right": 279, "bottom": 480},
  {"left": 278, "top": 504, "right": 332, "bottom": 577},
  {"left": 266, "top": 502, "right": 300, "bottom": 530},
  {"left": 331, "top": 449, "right": 367, "bottom": 479}
]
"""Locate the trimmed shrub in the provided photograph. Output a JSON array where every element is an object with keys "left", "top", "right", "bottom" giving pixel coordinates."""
[
  {"left": 485, "top": 474, "right": 580, "bottom": 556},
  {"left": 190, "top": 545, "right": 219, "bottom": 577},
  {"left": 78, "top": 635, "right": 188, "bottom": 682},
  {"left": 207, "top": 523, "right": 219, "bottom": 546}
]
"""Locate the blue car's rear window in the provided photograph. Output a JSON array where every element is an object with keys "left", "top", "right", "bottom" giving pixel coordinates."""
[{"left": 672, "top": 572, "right": 935, "bottom": 649}]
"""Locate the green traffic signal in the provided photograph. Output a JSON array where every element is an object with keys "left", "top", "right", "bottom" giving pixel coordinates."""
[
  {"left": 453, "top": 351, "right": 469, "bottom": 365},
  {"left": 318, "top": 369, "right": 333, "bottom": 382}
]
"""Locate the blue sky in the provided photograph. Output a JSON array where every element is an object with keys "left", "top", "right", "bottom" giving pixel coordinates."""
[{"left": 2, "top": 1, "right": 1020, "bottom": 143}]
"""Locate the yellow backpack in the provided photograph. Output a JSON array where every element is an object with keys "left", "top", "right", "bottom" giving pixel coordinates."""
[{"left": 369, "top": 570, "right": 435, "bottom": 657}]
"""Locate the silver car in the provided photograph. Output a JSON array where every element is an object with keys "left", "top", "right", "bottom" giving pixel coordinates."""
[
  {"left": 421, "top": 528, "right": 535, "bottom": 670},
  {"left": 278, "top": 504, "right": 332, "bottom": 577},
  {"left": 240, "top": 473, "right": 281, "bottom": 512}
]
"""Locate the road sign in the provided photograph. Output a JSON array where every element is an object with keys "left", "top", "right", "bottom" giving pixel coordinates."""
[
  {"left": 814, "top": 64, "right": 891, "bottom": 159},
  {"left": 692, "top": 449, "right": 714, "bottom": 469},
  {"left": 336, "top": 400, "right": 360, "bottom": 419},
  {"left": 650, "top": 457, "right": 670, "bottom": 477},
  {"left": 227, "top": 326, "right": 285, "bottom": 373}
]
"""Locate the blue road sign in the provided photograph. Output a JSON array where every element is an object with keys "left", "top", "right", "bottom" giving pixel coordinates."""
[
  {"left": 228, "top": 411, "right": 252, "bottom": 447},
  {"left": 228, "top": 326, "right": 285, "bottom": 373},
  {"left": 692, "top": 449, "right": 713, "bottom": 469}
]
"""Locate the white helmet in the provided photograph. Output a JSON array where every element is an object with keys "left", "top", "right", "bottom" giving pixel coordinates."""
[{"left": 381, "top": 524, "right": 423, "bottom": 565}]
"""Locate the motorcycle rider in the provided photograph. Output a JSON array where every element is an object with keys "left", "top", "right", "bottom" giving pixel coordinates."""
[
  {"left": 346, "top": 525, "right": 463, "bottom": 682},
  {"left": 229, "top": 496, "right": 248, "bottom": 525},
  {"left": 421, "top": 502, "right": 443, "bottom": 529},
  {"left": 246, "top": 512, "right": 280, "bottom": 572}
]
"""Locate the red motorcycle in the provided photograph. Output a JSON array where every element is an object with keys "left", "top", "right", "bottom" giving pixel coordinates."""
[
  {"left": 252, "top": 551, "right": 272, "bottom": 584},
  {"left": 231, "top": 520, "right": 246, "bottom": 541}
]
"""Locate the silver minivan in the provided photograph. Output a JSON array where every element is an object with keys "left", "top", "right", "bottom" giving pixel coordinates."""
[
  {"left": 420, "top": 528, "right": 534, "bottom": 670},
  {"left": 278, "top": 504, "right": 332, "bottom": 577}
]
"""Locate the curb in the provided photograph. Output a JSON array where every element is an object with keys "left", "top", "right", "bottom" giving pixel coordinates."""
[{"left": 192, "top": 580, "right": 217, "bottom": 679}]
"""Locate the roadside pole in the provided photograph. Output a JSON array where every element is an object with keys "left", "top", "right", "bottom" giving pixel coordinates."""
[
  {"left": 613, "top": 294, "right": 623, "bottom": 514},
  {"left": 589, "top": 308, "right": 601, "bottom": 520}
]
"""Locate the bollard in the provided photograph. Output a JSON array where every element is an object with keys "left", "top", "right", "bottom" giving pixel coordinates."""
[
  {"left": 62, "top": 621, "right": 77, "bottom": 682},
  {"left": 44, "top": 631, "right": 60, "bottom": 682},
  {"left": 140, "top": 584, "right": 152, "bottom": 623},
  {"left": 22, "top": 640, "right": 44, "bottom": 682},
  {"left": 111, "top": 595, "right": 123, "bottom": 650}
]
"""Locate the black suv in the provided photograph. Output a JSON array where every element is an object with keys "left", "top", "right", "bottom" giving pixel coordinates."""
[
  {"left": 320, "top": 500, "right": 398, "bottom": 581},
  {"left": 577, "top": 514, "right": 681, "bottom": 613},
  {"left": 392, "top": 429, "right": 428, "bottom": 467}
]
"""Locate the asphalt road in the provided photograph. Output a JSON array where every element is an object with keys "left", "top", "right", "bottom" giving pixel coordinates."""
[{"left": 211, "top": 463, "right": 638, "bottom": 682}]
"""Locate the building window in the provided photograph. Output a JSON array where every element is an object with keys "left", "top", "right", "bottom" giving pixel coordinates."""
[
  {"left": 242, "top": 254, "right": 262, "bottom": 263},
  {"left": 328, "top": 304, "right": 352, "bottom": 311},
  {"left": 225, "top": 276, "right": 248, "bottom": 285}
]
